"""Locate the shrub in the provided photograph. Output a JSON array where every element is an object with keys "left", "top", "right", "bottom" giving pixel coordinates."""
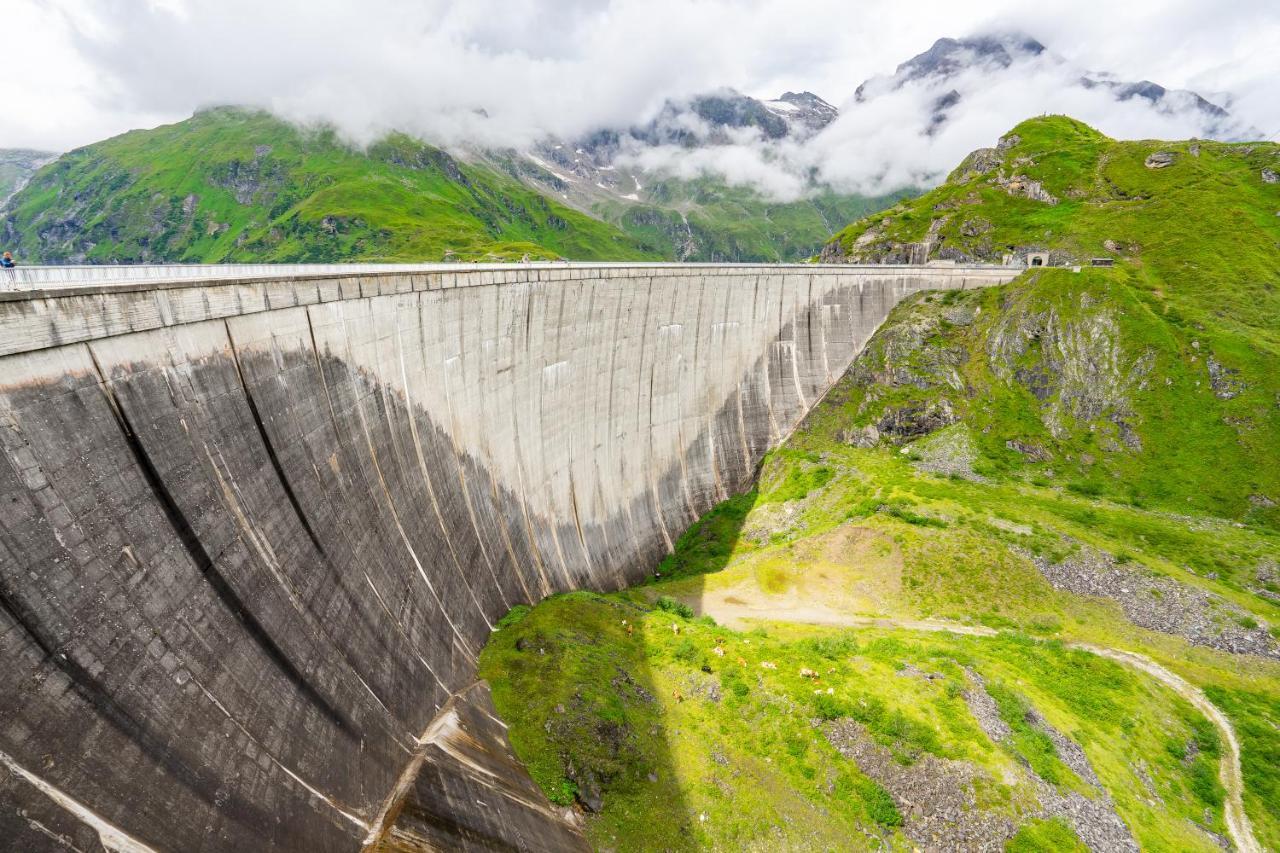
[
  {"left": 797, "top": 634, "right": 859, "bottom": 660},
  {"left": 673, "top": 638, "right": 699, "bottom": 664},
  {"left": 722, "top": 669, "right": 750, "bottom": 699},
  {"left": 882, "top": 503, "right": 949, "bottom": 528},
  {"left": 654, "top": 596, "right": 694, "bottom": 619},
  {"left": 547, "top": 777, "right": 578, "bottom": 806},
  {"left": 813, "top": 692, "right": 850, "bottom": 721},
  {"left": 1189, "top": 758, "right": 1225, "bottom": 807},
  {"left": 495, "top": 604, "right": 532, "bottom": 630},
  {"left": 859, "top": 778, "right": 903, "bottom": 826}
]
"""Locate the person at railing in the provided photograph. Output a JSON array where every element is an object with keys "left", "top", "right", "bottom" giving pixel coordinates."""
[{"left": 0, "top": 252, "right": 14, "bottom": 268}]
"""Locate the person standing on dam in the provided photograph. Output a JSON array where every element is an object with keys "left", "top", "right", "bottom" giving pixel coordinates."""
[{"left": 0, "top": 251, "right": 15, "bottom": 290}]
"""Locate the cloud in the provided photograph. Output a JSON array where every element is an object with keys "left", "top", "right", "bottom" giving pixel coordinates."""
[
  {"left": 7, "top": 0, "right": 1279, "bottom": 199},
  {"left": 619, "top": 137, "right": 809, "bottom": 201},
  {"left": 802, "top": 48, "right": 1259, "bottom": 196}
]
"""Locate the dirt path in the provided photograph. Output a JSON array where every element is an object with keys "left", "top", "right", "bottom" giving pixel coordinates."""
[
  {"left": 704, "top": 603, "right": 1260, "bottom": 853},
  {"left": 1073, "top": 644, "right": 1260, "bottom": 853}
]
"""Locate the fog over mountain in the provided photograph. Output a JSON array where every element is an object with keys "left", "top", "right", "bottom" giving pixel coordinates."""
[
  {"left": 553, "top": 32, "right": 1257, "bottom": 201},
  {"left": 12, "top": 0, "right": 1280, "bottom": 199}
]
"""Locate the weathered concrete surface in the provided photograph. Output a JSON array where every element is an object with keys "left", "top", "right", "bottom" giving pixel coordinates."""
[
  {"left": 0, "top": 263, "right": 1018, "bottom": 851},
  {"left": 375, "top": 681, "right": 590, "bottom": 853}
]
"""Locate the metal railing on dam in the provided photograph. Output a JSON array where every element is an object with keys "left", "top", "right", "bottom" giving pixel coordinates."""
[{"left": 0, "top": 262, "right": 1021, "bottom": 851}]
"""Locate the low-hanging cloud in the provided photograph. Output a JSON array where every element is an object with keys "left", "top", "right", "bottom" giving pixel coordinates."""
[{"left": 11, "top": 0, "right": 1280, "bottom": 200}]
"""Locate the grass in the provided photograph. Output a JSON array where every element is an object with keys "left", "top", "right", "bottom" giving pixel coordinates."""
[
  {"left": 595, "top": 176, "right": 913, "bottom": 262},
  {"left": 824, "top": 116, "right": 1280, "bottom": 528},
  {"left": 1006, "top": 817, "right": 1088, "bottom": 852},
  {"left": 806, "top": 269, "right": 1280, "bottom": 530},
  {"left": 4, "top": 107, "right": 663, "bottom": 264},
  {"left": 484, "top": 437, "right": 1279, "bottom": 848},
  {"left": 1202, "top": 684, "right": 1280, "bottom": 845},
  {"left": 4, "top": 108, "right": 908, "bottom": 265},
  {"left": 479, "top": 115, "right": 1280, "bottom": 850},
  {"left": 985, "top": 679, "right": 1077, "bottom": 786},
  {"left": 481, "top": 593, "right": 1237, "bottom": 850}
]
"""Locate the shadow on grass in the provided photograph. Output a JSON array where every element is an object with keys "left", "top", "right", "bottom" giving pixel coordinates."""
[{"left": 474, "top": 488, "right": 759, "bottom": 850}]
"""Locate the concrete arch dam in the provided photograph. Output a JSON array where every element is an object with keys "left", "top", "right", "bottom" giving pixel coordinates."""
[{"left": 0, "top": 263, "right": 1018, "bottom": 852}]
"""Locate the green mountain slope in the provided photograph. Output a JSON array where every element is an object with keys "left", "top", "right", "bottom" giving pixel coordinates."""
[
  {"left": 601, "top": 176, "right": 912, "bottom": 262},
  {"left": 1, "top": 107, "right": 660, "bottom": 263},
  {"left": 821, "top": 116, "right": 1280, "bottom": 527},
  {"left": 0, "top": 148, "right": 57, "bottom": 207},
  {"left": 480, "top": 117, "right": 1280, "bottom": 851},
  {"left": 2, "top": 107, "right": 902, "bottom": 265},
  {"left": 477, "top": 146, "right": 909, "bottom": 263}
]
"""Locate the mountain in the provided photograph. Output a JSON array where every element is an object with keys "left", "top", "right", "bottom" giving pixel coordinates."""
[
  {"left": 479, "top": 117, "right": 1280, "bottom": 851},
  {"left": 480, "top": 88, "right": 880, "bottom": 261},
  {"left": 853, "top": 34, "right": 1242, "bottom": 138},
  {"left": 635, "top": 89, "right": 838, "bottom": 145},
  {"left": 486, "top": 140, "right": 907, "bottom": 262},
  {"left": 0, "top": 148, "right": 58, "bottom": 208},
  {"left": 762, "top": 90, "right": 840, "bottom": 135},
  {"left": 821, "top": 117, "right": 1280, "bottom": 523},
  {"left": 2, "top": 95, "right": 895, "bottom": 264},
  {"left": 0, "top": 107, "right": 666, "bottom": 264}
]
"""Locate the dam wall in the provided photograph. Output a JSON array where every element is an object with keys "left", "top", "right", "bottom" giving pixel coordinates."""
[{"left": 0, "top": 263, "right": 1019, "bottom": 851}]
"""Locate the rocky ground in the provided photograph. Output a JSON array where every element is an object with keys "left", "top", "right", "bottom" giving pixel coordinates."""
[
  {"left": 1024, "top": 544, "right": 1279, "bottom": 659},
  {"left": 822, "top": 662, "right": 1143, "bottom": 852},
  {"left": 962, "top": 670, "right": 1139, "bottom": 852},
  {"left": 907, "top": 425, "right": 986, "bottom": 481},
  {"left": 823, "top": 718, "right": 1019, "bottom": 851}
]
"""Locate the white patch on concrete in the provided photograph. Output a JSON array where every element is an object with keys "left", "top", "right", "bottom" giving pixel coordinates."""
[
  {"left": 185, "top": 673, "right": 375, "bottom": 831},
  {"left": 0, "top": 748, "right": 160, "bottom": 853}
]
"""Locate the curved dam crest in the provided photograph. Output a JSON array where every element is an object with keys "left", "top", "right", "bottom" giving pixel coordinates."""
[{"left": 0, "top": 263, "right": 1018, "bottom": 851}]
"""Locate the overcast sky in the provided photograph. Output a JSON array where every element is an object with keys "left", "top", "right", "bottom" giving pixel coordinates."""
[{"left": 8, "top": 0, "right": 1279, "bottom": 194}]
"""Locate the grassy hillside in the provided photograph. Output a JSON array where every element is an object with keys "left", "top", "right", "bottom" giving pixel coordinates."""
[
  {"left": 2, "top": 108, "right": 901, "bottom": 265},
  {"left": 825, "top": 116, "right": 1279, "bottom": 342},
  {"left": 0, "top": 148, "right": 56, "bottom": 207},
  {"left": 599, "top": 177, "right": 912, "bottom": 262},
  {"left": 820, "top": 116, "right": 1280, "bottom": 528},
  {"left": 481, "top": 118, "right": 1280, "bottom": 851},
  {"left": 1, "top": 107, "right": 660, "bottom": 263}
]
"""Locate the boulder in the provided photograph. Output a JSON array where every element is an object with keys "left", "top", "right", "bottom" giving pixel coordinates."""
[
  {"left": 1005, "top": 439, "right": 1050, "bottom": 462},
  {"left": 998, "top": 173, "right": 1058, "bottom": 204},
  {"left": 1263, "top": 168, "right": 1279, "bottom": 184},
  {"left": 1144, "top": 151, "right": 1176, "bottom": 169},
  {"left": 837, "top": 424, "right": 881, "bottom": 448},
  {"left": 952, "top": 147, "right": 1001, "bottom": 179}
]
